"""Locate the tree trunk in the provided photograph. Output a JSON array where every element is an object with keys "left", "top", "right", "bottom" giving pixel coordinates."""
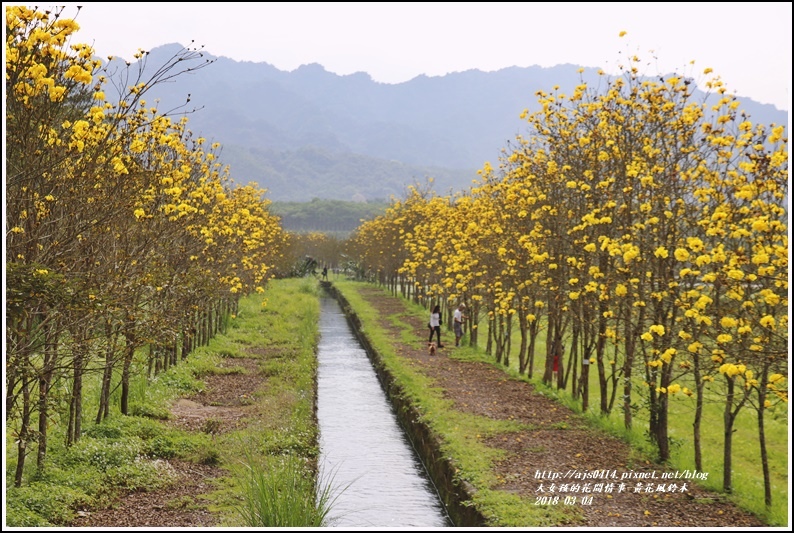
[
  {"left": 120, "top": 324, "right": 137, "bottom": 415},
  {"left": 96, "top": 320, "right": 120, "bottom": 423},
  {"left": 485, "top": 310, "right": 494, "bottom": 356},
  {"left": 152, "top": 344, "right": 161, "bottom": 376},
  {"left": 37, "top": 321, "right": 58, "bottom": 472},
  {"left": 469, "top": 302, "right": 479, "bottom": 346},
  {"left": 567, "top": 333, "right": 578, "bottom": 398},
  {"left": 607, "top": 344, "right": 620, "bottom": 412},
  {"left": 7, "top": 313, "right": 34, "bottom": 423},
  {"left": 503, "top": 314, "right": 512, "bottom": 368},
  {"left": 721, "top": 376, "right": 749, "bottom": 493},
  {"left": 655, "top": 386, "right": 670, "bottom": 462},
  {"left": 494, "top": 315, "right": 504, "bottom": 365},
  {"left": 757, "top": 365, "right": 772, "bottom": 508},
  {"left": 691, "top": 337, "right": 704, "bottom": 471},
  {"left": 564, "top": 326, "right": 578, "bottom": 391},
  {"left": 14, "top": 374, "right": 32, "bottom": 487},
  {"left": 215, "top": 300, "right": 223, "bottom": 335},
  {"left": 723, "top": 376, "right": 735, "bottom": 493},
  {"left": 581, "top": 357, "right": 590, "bottom": 411},
  {"left": 181, "top": 327, "right": 191, "bottom": 360},
  {"left": 622, "top": 306, "right": 644, "bottom": 430},
  {"left": 596, "top": 302, "right": 608, "bottom": 414},
  {"left": 527, "top": 319, "right": 538, "bottom": 379},
  {"left": 201, "top": 309, "right": 209, "bottom": 346},
  {"left": 517, "top": 310, "right": 529, "bottom": 374},
  {"left": 544, "top": 317, "right": 561, "bottom": 385},
  {"left": 66, "top": 328, "right": 87, "bottom": 446}
]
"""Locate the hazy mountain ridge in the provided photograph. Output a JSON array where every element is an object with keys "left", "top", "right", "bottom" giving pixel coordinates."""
[{"left": 124, "top": 43, "right": 788, "bottom": 202}]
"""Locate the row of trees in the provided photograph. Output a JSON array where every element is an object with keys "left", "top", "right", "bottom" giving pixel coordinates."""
[
  {"left": 5, "top": 6, "right": 287, "bottom": 487},
  {"left": 347, "top": 55, "right": 788, "bottom": 507},
  {"left": 270, "top": 198, "right": 388, "bottom": 235}
]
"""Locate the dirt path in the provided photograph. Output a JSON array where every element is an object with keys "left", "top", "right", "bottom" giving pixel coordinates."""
[
  {"left": 69, "top": 357, "right": 265, "bottom": 527},
  {"left": 353, "top": 285, "right": 766, "bottom": 527}
]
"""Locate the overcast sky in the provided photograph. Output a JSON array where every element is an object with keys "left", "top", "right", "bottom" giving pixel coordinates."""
[{"left": 19, "top": 3, "right": 794, "bottom": 111}]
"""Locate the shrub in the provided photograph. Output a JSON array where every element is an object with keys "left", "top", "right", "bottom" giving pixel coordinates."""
[
  {"left": 83, "top": 423, "right": 123, "bottom": 439},
  {"left": 5, "top": 483, "right": 91, "bottom": 525},
  {"left": 192, "top": 445, "right": 222, "bottom": 466},
  {"left": 145, "top": 435, "right": 180, "bottom": 459},
  {"left": 62, "top": 437, "right": 145, "bottom": 472},
  {"left": 155, "top": 368, "right": 204, "bottom": 393},
  {"left": 4, "top": 501, "right": 54, "bottom": 527},
  {"left": 130, "top": 402, "right": 172, "bottom": 420},
  {"left": 103, "top": 458, "right": 177, "bottom": 491}
]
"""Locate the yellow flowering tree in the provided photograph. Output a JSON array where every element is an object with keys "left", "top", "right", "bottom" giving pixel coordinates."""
[
  {"left": 399, "top": 192, "right": 455, "bottom": 314},
  {"left": 677, "top": 92, "right": 789, "bottom": 498},
  {"left": 5, "top": 6, "right": 283, "bottom": 487},
  {"left": 342, "top": 39, "right": 787, "bottom": 507}
]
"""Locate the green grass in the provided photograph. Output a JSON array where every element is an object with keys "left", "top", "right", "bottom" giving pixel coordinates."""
[
  {"left": 5, "top": 277, "right": 329, "bottom": 528},
  {"left": 232, "top": 452, "right": 339, "bottom": 527},
  {"left": 496, "top": 324, "right": 789, "bottom": 526},
  {"left": 211, "top": 278, "right": 324, "bottom": 524}
]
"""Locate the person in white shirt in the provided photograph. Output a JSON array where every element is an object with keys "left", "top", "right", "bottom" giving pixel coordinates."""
[
  {"left": 453, "top": 303, "right": 466, "bottom": 347},
  {"left": 428, "top": 304, "right": 444, "bottom": 348}
]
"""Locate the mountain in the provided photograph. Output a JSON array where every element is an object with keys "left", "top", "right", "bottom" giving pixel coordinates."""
[{"left": 117, "top": 43, "right": 789, "bottom": 202}]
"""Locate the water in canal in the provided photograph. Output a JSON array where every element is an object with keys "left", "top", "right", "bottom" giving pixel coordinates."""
[{"left": 317, "top": 294, "right": 451, "bottom": 528}]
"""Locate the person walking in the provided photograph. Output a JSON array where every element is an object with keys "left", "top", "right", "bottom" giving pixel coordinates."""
[
  {"left": 453, "top": 303, "right": 467, "bottom": 347},
  {"left": 428, "top": 304, "right": 443, "bottom": 348}
]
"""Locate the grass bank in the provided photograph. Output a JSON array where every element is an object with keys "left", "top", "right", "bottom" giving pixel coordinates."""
[
  {"left": 5, "top": 277, "right": 325, "bottom": 527},
  {"left": 463, "top": 306, "right": 789, "bottom": 526}
]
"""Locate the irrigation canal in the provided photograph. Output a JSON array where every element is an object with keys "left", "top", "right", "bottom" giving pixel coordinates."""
[{"left": 316, "top": 293, "right": 452, "bottom": 528}]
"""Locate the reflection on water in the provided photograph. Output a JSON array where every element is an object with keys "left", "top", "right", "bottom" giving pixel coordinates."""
[{"left": 317, "top": 295, "right": 451, "bottom": 528}]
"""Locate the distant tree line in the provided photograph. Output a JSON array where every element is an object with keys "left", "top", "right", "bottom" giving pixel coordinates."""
[{"left": 271, "top": 198, "right": 388, "bottom": 234}]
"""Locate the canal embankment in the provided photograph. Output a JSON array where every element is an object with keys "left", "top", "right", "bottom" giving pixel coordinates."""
[
  {"left": 324, "top": 281, "right": 488, "bottom": 527},
  {"left": 323, "top": 279, "right": 771, "bottom": 528},
  {"left": 316, "top": 293, "right": 451, "bottom": 527}
]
